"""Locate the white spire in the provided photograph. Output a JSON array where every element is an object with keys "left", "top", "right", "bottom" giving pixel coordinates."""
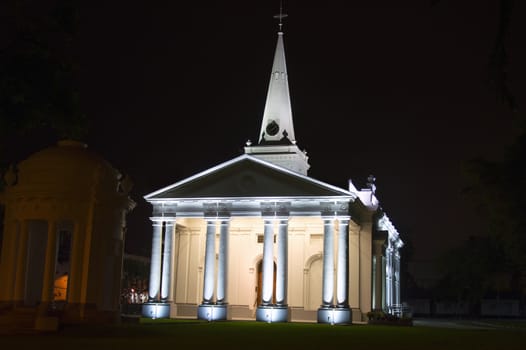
[
  {"left": 245, "top": 12, "right": 310, "bottom": 176},
  {"left": 258, "top": 31, "right": 295, "bottom": 144}
]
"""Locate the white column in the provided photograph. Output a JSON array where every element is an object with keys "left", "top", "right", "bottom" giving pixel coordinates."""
[
  {"left": 216, "top": 219, "right": 229, "bottom": 304},
  {"left": 148, "top": 220, "right": 163, "bottom": 301},
  {"left": 372, "top": 240, "right": 384, "bottom": 310},
  {"left": 321, "top": 218, "right": 335, "bottom": 307},
  {"left": 390, "top": 249, "right": 395, "bottom": 307},
  {"left": 160, "top": 221, "right": 175, "bottom": 301},
  {"left": 261, "top": 219, "right": 274, "bottom": 305},
  {"left": 202, "top": 220, "right": 216, "bottom": 304},
  {"left": 382, "top": 253, "right": 388, "bottom": 310},
  {"left": 395, "top": 252, "right": 401, "bottom": 305},
  {"left": 336, "top": 218, "right": 349, "bottom": 307},
  {"left": 275, "top": 218, "right": 288, "bottom": 306},
  {"left": 385, "top": 247, "right": 393, "bottom": 310}
]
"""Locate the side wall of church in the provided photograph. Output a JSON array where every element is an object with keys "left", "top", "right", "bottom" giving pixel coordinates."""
[{"left": 359, "top": 220, "right": 373, "bottom": 320}]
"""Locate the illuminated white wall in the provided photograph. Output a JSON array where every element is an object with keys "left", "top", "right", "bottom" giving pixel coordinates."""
[{"left": 359, "top": 221, "right": 373, "bottom": 316}]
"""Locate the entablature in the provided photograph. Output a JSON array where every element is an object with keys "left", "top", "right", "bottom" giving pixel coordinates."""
[{"left": 148, "top": 196, "right": 357, "bottom": 219}]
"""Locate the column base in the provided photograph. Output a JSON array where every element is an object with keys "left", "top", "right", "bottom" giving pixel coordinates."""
[
  {"left": 197, "top": 304, "right": 227, "bottom": 321},
  {"left": 256, "top": 305, "right": 288, "bottom": 323},
  {"left": 142, "top": 303, "right": 170, "bottom": 319},
  {"left": 317, "top": 307, "right": 352, "bottom": 325}
]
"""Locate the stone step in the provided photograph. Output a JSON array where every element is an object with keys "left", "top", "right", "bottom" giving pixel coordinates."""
[{"left": 0, "top": 308, "right": 37, "bottom": 331}]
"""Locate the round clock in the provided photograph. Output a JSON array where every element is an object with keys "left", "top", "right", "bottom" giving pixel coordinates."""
[{"left": 266, "top": 120, "right": 279, "bottom": 136}]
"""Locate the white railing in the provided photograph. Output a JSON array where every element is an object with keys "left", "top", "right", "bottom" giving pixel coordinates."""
[{"left": 389, "top": 304, "right": 412, "bottom": 318}]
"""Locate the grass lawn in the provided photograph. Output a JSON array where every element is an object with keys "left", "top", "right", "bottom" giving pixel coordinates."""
[{"left": 1, "top": 319, "right": 525, "bottom": 350}]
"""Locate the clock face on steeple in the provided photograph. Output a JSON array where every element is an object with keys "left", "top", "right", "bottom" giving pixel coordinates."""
[{"left": 266, "top": 120, "right": 279, "bottom": 136}]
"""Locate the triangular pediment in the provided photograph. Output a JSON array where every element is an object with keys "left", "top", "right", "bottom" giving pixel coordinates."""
[{"left": 145, "top": 155, "right": 352, "bottom": 200}]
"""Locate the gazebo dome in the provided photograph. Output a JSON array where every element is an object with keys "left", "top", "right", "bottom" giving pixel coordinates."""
[{"left": 14, "top": 139, "right": 123, "bottom": 197}]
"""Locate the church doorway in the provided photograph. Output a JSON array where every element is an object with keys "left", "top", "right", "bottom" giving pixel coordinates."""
[
  {"left": 306, "top": 257, "right": 322, "bottom": 310},
  {"left": 256, "top": 260, "right": 276, "bottom": 306}
]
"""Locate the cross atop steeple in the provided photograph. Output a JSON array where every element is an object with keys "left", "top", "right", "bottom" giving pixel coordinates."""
[{"left": 273, "top": 0, "right": 288, "bottom": 32}]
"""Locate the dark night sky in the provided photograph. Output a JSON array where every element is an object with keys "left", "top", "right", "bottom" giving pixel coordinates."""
[
  {"left": 9, "top": 1, "right": 526, "bottom": 261},
  {"left": 85, "top": 1, "right": 525, "bottom": 260}
]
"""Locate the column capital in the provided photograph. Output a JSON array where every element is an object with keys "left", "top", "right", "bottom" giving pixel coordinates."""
[
  {"left": 150, "top": 217, "right": 173, "bottom": 223},
  {"left": 321, "top": 216, "right": 336, "bottom": 222},
  {"left": 260, "top": 216, "right": 281, "bottom": 223},
  {"left": 219, "top": 218, "right": 231, "bottom": 225},
  {"left": 204, "top": 216, "right": 230, "bottom": 222},
  {"left": 277, "top": 218, "right": 289, "bottom": 225},
  {"left": 337, "top": 216, "right": 351, "bottom": 223},
  {"left": 262, "top": 216, "right": 289, "bottom": 221},
  {"left": 164, "top": 220, "right": 176, "bottom": 227}
]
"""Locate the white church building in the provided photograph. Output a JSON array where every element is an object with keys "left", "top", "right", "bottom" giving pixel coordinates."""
[{"left": 142, "top": 23, "right": 403, "bottom": 324}]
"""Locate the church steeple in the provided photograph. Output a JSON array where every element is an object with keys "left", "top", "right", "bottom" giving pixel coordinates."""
[
  {"left": 245, "top": 11, "right": 310, "bottom": 176},
  {"left": 258, "top": 31, "right": 295, "bottom": 145}
]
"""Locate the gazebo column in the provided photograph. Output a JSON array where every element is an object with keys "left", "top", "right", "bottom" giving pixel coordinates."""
[
  {"left": 0, "top": 220, "right": 18, "bottom": 303},
  {"left": 336, "top": 218, "right": 349, "bottom": 308},
  {"left": 13, "top": 220, "right": 28, "bottom": 305},
  {"left": 160, "top": 220, "right": 175, "bottom": 301},
  {"left": 216, "top": 219, "right": 230, "bottom": 304},
  {"left": 275, "top": 218, "right": 288, "bottom": 306}
]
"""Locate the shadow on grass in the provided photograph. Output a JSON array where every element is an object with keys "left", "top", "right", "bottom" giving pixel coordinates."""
[{"left": 1, "top": 318, "right": 525, "bottom": 350}]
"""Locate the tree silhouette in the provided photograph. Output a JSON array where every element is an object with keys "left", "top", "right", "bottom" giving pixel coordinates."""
[{"left": 0, "top": 0, "right": 85, "bottom": 170}]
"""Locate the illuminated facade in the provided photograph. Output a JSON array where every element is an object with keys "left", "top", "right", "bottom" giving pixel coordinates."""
[{"left": 142, "top": 28, "right": 403, "bottom": 324}]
